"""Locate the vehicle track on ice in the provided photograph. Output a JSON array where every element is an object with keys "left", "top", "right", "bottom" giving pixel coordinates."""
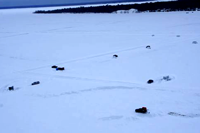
[
  {"left": 30, "top": 85, "right": 146, "bottom": 98},
  {"left": 23, "top": 71, "right": 142, "bottom": 86},
  {"left": 14, "top": 45, "right": 146, "bottom": 73}
]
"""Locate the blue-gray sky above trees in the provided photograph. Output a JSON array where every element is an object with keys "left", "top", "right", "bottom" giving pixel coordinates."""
[{"left": 0, "top": 0, "right": 153, "bottom": 8}]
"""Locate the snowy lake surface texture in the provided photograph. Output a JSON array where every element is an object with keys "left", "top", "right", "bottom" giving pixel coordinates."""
[{"left": 0, "top": 7, "right": 200, "bottom": 133}]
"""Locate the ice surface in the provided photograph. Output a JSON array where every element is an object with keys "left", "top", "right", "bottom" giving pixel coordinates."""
[{"left": 0, "top": 8, "right": 200, "bottom": 133}]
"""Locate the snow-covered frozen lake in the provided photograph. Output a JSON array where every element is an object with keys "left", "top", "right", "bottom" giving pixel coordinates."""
[{"left": 0, "top": 8, "right": 200, "bottom": 133}]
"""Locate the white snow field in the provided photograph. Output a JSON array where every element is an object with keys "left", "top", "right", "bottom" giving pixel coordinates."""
[{"left": 0, "top": 8, "right": 200, "bottom": 133}]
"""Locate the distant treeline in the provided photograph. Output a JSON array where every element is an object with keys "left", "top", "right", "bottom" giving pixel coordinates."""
[{"left": 34, "top": 0, "right": 200, "bottom": 14}]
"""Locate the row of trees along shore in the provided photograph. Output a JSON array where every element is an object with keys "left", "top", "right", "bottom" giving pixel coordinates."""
[{"left": 34, "top": 0, "right": 200, "bottom": 14}]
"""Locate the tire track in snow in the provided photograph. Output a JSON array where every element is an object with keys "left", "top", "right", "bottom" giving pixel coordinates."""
[
  {"left": 99, "top": 115, "right": 124, "bottom": 121},
  {"left": 23, "top": 71, "right": 143, "bottom": 86},
  {"left": 15, "top": 45, "right": 146, "bottom": 73},
  {"left": 168, "top": 112, "right": 200, "bottom": 118},
  {"left": 15, "top": 34, "right": 193, "bottom": 73},
  {"left": 0, "top": 33, "right": 29, "bottom": 39},
  {"left": 37, "top": 26, "right": 73, "bottom": 33},
  {"left": 30, "top": 85, "right": 146, "bottom": 98},
  {"left": 21, "top": 71, "right": 200, "bottom": 95}
]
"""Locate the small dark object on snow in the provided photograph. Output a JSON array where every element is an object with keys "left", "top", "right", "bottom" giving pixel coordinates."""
[
  {"left": 146, "top": 45, "right": 151, "bottom": 49},
  {"left": 152, "top": 34, "right": 155, "bottom": 37},
  {"left": 113, "top": 54, "right": 118, "bottom": 58},
  {"left": 135, "top": 107, "right": 147, "bottom": 114},
  {"left": 192, "top": 41, "right": 198, "bottom": 44},
  {"left": 56, "top": 67, "right": 65, "bottom": 71},
  {"left": 8, "top": 86, "right": 14, "bottom": 91},
  {"left": 176, "top": 35, "right": 180, "bottom": 37},
  {"left": 147, "top": 79, "right": 154, "bottom": 84},
  {"left": 31, "top": 81, "right": 40, "bottom": 86},
  {"left": 163, "top": 76, "right": 171, "bottom": 81},
  {"left": 52, "top": 65, "right": 58, "bottom": 68}
]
